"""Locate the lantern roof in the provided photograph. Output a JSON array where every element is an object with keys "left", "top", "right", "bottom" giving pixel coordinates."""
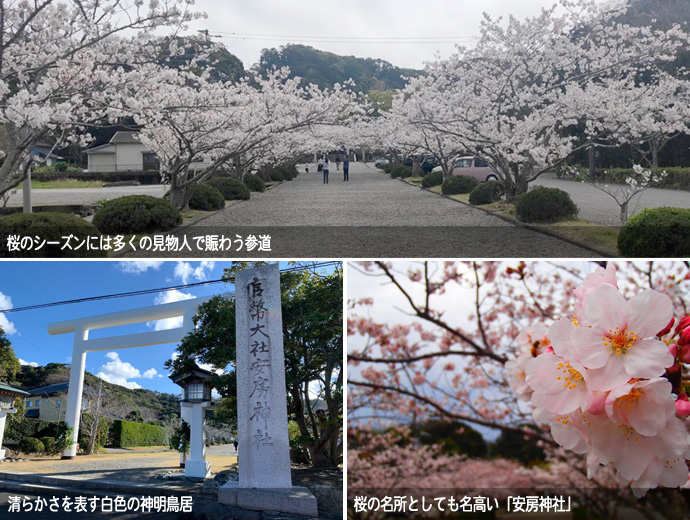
[{"left": 169, "top": 362, "right": 214, "bottom": 388}]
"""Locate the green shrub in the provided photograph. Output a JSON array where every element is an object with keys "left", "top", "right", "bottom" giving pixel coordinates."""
[
  {"left": 32, "top": 165, "right": 55, "bottom": 175},
  {"left": 111, "top": 419, "right": 169, "bottom": 448},
  {"left": 469, "top": 180, "right": 504, "bottom": 205},
  {"left": 277, "top": 165, "right": 298, "bottom": 180},
  {"left": 206, "top": 177, "right": 251, "bottom": 200},
  {"left": 188, "top": 184, "right": 225, "bottom": 211},
  {"left": 54, "top": 162, "right": 69, "bottom": 172},
  {"left": 243, "top": 173, "right": 265, "bottom": 192},
  {"left": 0, "top": 213, "right": 107, "bottom": 258},
  {"left": 4, "top": 418, "right": 60, "bottom": 442},
  {"left": 422, "top": 171, "right": 444, "bottom": 188},
  {"left": 442, "top": 175, "right": 478, "bottom": 195},
  {"left": 618, "top": 207, "right": 690, "bottom": 257},
  {"left": 390, "top": 165, "right": 406, "bottom": 178},
  {"left": 515, "top": 187, "right": 578, "bottom": 223},
  {"left": 19, "top": 437, "right": 45, "bottom": 454},
  {"left": 93, "top": 195, "right": 181, "bottom": 234},
  {"left": 399, "top": 167, "right": 413, "bottom": 179},
  {"left": 383, "top": 164, "right": 394, "bottom": 174},
  {"left": 270, "top": 169, "right": 284, "bottom": 182},
  {"left": 39, "top": 436, "right": 57, "bottom": 455}
]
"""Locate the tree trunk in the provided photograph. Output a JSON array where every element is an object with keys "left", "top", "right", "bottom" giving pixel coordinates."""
[
  {"left": 589, "top": 145, "right": 596, "bottom": 181},
  {"left": 652, "top": 143, "right": 659, "bottom": 169},
  {"left": 620, "top": 201, "right": 629, "bottom": 226},
  {"left": 169, "top": 176, "right": 189, "bottom": 211}
]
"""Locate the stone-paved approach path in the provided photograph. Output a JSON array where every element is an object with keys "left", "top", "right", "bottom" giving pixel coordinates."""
[{"left": 126, "top": 163, "right": 597, "bottom": 258}]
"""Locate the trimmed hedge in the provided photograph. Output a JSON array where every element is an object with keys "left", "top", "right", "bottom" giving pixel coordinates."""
[
  {"left": 422, "top": 171, "right": 444, "bottom": 188},
  {"left": 618, "top": 207, "right": 690, "bottom": 257},
  {"left": 110, "top": 419, "right": 169, "bottom": 448},
  {"left": 92, "top": 195, "right": 181, "bottom": 234},
  {"left": 243, "top": 173, "right": 265, "bottom": 192},
  {"left": 469, "top": 180, "right": 504, "bottom": 205},
  {"left": 206, "top": 177, "right": 251, "bottom": 200},
  {"left": 19, "top": 437, "right": 45, "bottom": 454},
  {"left": 390, "top": 165, "right": 406, "bottom": 178},
  {"left": 515, "top": 187, "right": 578, "bottom": 223},
  {"left": 4, "top": 418, "right": 60, "bottom": 442},
  {"left": 39, "top": 436, "right": 57, "bottom": 455},
  {"left": 0, "top": 212, "right": 107, "bottom": 258},
  {"left": 270, "top": 170, "right": 284, "bottom": 182},
  {"left": 188, "top": 184, "right": 225, "bottom": 211},
  {"left": 442, "top": 175, "right": 478, "bottom": 195},
  {"left": 32, "top": 170, "right": 162, "bottom": 185}
]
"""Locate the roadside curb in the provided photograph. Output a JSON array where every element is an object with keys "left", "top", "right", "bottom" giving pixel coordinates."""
[{"left": 395, "top": 176, "right": 613, "bottom": 258}]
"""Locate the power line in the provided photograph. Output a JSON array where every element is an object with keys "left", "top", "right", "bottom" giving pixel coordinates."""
[
  {"left": 0, "top": 261, "right": 340, "bottom": 314},
  {"left": 211, "top": 30, "right": 478, "bottom": 45}
]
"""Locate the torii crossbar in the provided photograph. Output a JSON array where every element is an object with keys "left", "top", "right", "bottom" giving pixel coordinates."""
[{"left": 47, "top": 295, "right": 213, "bottom": 458}]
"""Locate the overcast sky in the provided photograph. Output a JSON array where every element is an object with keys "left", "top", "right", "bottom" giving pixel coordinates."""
[{"left": 187, "top": 0, "right": 610, "bottom": 70}]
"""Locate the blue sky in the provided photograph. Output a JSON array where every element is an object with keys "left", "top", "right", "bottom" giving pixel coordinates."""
[{"left": 0, "top": 261, "right": 293, "bottom": 395}]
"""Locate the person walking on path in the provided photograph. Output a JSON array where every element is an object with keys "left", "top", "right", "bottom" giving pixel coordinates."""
[
  {"left": 343, "top": 156, "right": 350, "bottom": 181},
  {"left": 323, "top": 158, "right": 330, "bottom": 184},
  {"left": 335, "top": 155, "right": 341, "bottom": 170}
]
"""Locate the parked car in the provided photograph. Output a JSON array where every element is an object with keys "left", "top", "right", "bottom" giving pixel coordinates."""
[
  {"left": 374, "top": 157, "right": 390, "bottom": 169},
  {"left": 431, "top": 156, "right": 498, "bottom": 181},
  {"left": 420, "top": 155, "right": 438, "bottom": 174}
]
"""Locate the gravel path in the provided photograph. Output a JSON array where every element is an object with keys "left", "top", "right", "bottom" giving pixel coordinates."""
[{"left": 125, "top": 163, "right": 596, "bottom": 257}]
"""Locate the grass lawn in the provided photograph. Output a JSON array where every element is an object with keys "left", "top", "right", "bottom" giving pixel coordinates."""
[
  {"left": 413, "top": 182, "right": 620, "bottom": 255},
  {"left": 466, "top": 199, "right": 620, "bottom": 255}
]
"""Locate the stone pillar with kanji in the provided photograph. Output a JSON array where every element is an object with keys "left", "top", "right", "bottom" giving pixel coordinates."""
[{"left": 218, "top": 264, "right": 318, "bottom": 516}]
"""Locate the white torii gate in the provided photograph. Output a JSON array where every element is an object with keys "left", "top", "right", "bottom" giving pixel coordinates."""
[{"left": 47, "top": 295, "right": 214, "bottom": 459}]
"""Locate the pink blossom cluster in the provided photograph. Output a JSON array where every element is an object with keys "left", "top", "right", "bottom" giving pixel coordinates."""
[{"left": 509, "top": 265, "right": 690, "bottom": 496}]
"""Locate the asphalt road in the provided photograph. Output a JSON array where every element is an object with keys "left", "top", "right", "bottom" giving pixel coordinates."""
[
  {"left": 533, "top": 174, "right": 690, "bottom": 226},
  {"left": 123, "top": 163, "right": 595, "bottom": 258},
  {"left": 4, "top": 185, "right": 166, "bottom": 208}
]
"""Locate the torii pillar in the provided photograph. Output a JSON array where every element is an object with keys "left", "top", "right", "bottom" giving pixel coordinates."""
[{"left": 47, "top": 296, "right": 213, "bottom": 459}]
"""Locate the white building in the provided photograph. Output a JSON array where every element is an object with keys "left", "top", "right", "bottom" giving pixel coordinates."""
[
  {"left": 85, "top": 131, "right": 212, "bottom": 174},
  {"left": 85, "top": 131, "right": 159, "bottom": 173}
]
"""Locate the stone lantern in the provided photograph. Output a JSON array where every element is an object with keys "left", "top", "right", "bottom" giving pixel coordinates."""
[
  {"left": 170, "top": 364, "right": 214, "bottom": 478},
  {"left": 0, "top": 383, "right": 30, "bottom": 460}
]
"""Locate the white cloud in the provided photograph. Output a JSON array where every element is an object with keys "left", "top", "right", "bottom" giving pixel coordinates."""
[
  {"left": 115, "top": 261, "right": 164, "bottom": 275},
  {"left": 0, "top": 291, "right": 17, "bottom": 335},
  {"left": 142, "top": 368, "right": 158, "bottom": 379},
  {"left": 198, "top": 361, "right": 225, "bottom": 376},
  {"left": 173, "top": 261, "right": 216, "bottom": 284},
  {"left": 19, "top": 358, "right": 39, "bottom": 367},
  {"left": 150, "top": 290, "right": 194, "bottom": 331},
  {"left": 95, "top": 351, "right": 158, "bottom": 390}
]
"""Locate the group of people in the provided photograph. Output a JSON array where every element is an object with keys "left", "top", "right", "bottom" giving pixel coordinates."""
[{"left": 312, "top": 155, "right": 350, "bottom": 184}]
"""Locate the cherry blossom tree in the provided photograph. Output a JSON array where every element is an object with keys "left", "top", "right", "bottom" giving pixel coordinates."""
[
  {"left": 110, "top": 66, "right": 359, "bottom": 208},
  {"left": 348, "top": 261, "right": 690, "bottom": 517},
  {"left": 378, "top": 0, "right": 690, "bottom": 198},
  {"left": 0, "top": 0, "right": 201, "bottom": 198}
]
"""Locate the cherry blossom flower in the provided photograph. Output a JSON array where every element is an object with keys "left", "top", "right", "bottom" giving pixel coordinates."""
[
  {"left": 604, "top": 378, "right": 677, "bottom": 436},
  {"left": 571, "top": 284, "right": 674, "bottom": 390}
]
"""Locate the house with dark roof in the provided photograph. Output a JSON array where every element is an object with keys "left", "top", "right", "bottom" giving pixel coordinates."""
[
  {"left": 85, "top": 131, "right": 159, "bottom": 173},
  {"left": 85, "top": 130, "right": 213, "bottom": 174},
  {"left": 25, "top": 382, "right": 90, "bottom": 422},
  {"left": 31, "top": 142, "right": 64, "bottom": 167}
]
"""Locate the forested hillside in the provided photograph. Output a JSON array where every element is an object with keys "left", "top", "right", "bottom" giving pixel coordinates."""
[
  {"left": 17, "top": 363, "right": 180, "bottom": 424},
  {"left": 257, "top": 44, "right": 420, "bottom": 92}
]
